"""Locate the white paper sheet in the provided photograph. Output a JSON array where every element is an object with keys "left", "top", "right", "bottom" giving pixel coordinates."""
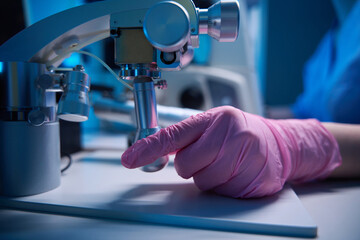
[{"left": 0, "top": 150, "right": 317, "bottom": 238}]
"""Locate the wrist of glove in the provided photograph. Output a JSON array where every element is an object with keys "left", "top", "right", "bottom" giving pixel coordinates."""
[
  {"left": 121, "top": 106, "right": 342, "bottom": 198},
  {"left": 266, "top": 118, "right": 341, "bottom": 183}
]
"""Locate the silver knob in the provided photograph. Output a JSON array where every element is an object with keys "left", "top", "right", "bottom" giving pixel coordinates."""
[
  {"left": 198, "top": 0, "right": 240, "bottom": 42},
  {"left": 143, "top": 1, "right": 190, "bottom": 52},
  {"left": 28, "top": 109, "right": 46, "bottom": 126}
]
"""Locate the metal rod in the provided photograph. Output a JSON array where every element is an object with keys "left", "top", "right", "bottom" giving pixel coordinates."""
[{"left": 132, "top": 77, "right": 168, "bottom": 172}]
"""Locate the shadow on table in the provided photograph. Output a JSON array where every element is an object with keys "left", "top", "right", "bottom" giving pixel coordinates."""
[
  {"left": 107, "top": 183, "right": 279, "bottom": 218},
  {"left": 292, "top": 178, "right": 360, "bottom": 196}
]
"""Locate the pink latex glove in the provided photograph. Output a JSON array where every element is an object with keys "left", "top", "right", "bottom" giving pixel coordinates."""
[{"left": 121, "top": 106, "right": 342, "bottom": 198}]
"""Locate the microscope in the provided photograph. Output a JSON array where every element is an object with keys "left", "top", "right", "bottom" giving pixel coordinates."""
[{"left": 0, "top": 0, "right": 239, "bottom": 197}]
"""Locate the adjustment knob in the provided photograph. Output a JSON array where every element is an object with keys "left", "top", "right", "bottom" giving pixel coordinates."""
[
  {"left": 143, "top": 1, "right": 190, "bottom": 52},
  {"left": 198, "top": 0, "right": 240, "bottom": 42}
]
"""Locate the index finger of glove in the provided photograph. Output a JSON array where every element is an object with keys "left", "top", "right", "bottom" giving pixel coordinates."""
[{"left": 121, "top": 112, "right": 210, "bottom": 169}]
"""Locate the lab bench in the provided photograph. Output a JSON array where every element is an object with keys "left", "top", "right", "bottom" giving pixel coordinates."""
[{"left": 0, "top": 132, "right": 359, "bottom": 240}]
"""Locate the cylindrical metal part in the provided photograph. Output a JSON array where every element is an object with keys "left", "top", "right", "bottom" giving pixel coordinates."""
[
  {"left": 57, "top": 66, "right": 90, "bottom": 122},
  {"left": 0, "top": 62, "right": 56, "bottom": 119},
  {"left": 0, "top": 121, "right": 61, "bottom": 196},
  {"left": 198, "top": 0, "right": 240, "bottom": 42},
  {"left": 0, "top": 61, "right": 61, "bottom": 196},
  {"left": 134, "top": 79, "right": 159, "bottom": 130},
  {"left": 198, "top": 8, "right": 209, "bottom": 34},
  {"left": 133, "top": 77, "right": 168, "bottom": 172}
]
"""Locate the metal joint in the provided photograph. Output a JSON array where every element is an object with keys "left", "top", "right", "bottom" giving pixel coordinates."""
[
  {"left": 119, "top": 63, "right": 161, "bottom": 80},
  {"left": 37, "top": 73, "right": 64, "bottom": 92},
  {"left": 154, "top": 80, "right": 167, "bottom": 90}
]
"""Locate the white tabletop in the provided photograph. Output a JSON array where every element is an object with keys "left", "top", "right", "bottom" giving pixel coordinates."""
[
  {"left": 1, "top": 132, "right": 359, "bottom": 240},
  {"left": 1, "top": 181, "right": 359, "bottom": 240}
]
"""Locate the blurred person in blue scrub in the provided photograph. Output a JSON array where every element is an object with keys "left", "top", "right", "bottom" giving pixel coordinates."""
[{"left": 293, "top": 0, "right": 360, "bottom": 123}]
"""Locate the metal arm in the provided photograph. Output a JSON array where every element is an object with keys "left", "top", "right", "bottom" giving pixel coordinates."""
[{"left": 0, "top": 0, "right": 200, "bottom": 65}]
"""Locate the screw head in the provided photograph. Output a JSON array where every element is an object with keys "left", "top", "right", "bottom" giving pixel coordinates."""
[
  {"left": 155, "top": 80, "right": 167, "bottom": 89},
  {"left": 74, "top": 65, "right": 85, "bottom": 72}
]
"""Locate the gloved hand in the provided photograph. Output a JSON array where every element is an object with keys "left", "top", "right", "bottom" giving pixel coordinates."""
[{"left": 121, "top": 106, "right": 342, "bottom": 198}]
